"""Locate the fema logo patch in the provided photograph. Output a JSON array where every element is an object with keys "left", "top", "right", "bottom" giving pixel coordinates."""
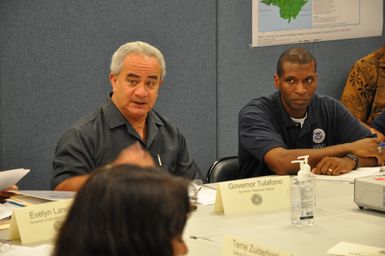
[{"left": 313, "top": 128, "right": 325, "bottom": 144}]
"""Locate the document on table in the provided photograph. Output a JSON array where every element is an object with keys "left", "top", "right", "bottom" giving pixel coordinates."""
[
  {"left": 327, "top": 241, "right": 385, "bottom": 256},
  {"left": 315, "top": 167, "right": 384, "bottom": 183},
  {"left": 0, "top": 169, "right": 30, "bottom": 190},
  {"left": 8, "top": 190, "right": 76, "bottom": 201},
  {"left": 2, "top": 244, "right": 53, "bottom": 256},
  {"left": 196, "top": 186, "right": 217, "bottom": 205}
]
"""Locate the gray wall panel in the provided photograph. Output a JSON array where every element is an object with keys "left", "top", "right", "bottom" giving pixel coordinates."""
[{"left": 0, "top": 0, "right": 216, "bottom": 189}]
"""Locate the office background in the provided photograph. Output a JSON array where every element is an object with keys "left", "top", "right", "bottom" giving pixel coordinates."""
[{"left": 0, "top": 1, "right": 384, "bottom": 189}]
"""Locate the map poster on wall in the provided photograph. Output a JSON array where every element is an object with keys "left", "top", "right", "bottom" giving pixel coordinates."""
[{"left": 252, "top": 0, "right": 383, "bottom": 47}]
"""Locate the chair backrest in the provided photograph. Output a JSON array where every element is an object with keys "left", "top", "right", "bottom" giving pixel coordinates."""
[{"left": 206, "top": 156, "right": 239, "bottom": 183}]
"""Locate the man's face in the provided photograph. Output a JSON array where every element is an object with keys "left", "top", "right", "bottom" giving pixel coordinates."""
[
  {"left": 110, "top": 53, "right": 162, "bottom": 121},
  {"left": 274, "top": 61, "right": 317, "bottom": 118}
]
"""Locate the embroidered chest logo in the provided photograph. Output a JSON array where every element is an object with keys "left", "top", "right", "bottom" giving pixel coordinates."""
[{"left": 313, "top": 128, "right": 325, "bottom": 144}]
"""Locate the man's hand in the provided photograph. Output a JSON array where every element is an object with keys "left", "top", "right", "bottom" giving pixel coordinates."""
[
  {"left": 349, "top": 138, "right": 384, "bottom": 165},
  {"left": 111, "top": 143, "right": 155, "bottom": 168},
  {"left": 0, "top": 185, "right": 18, "bottom": 203},
  {"left": 370, "top": 128, "right": 385, "bottom": 142},
  {"left": 312, "top": 157, "right": 355, "bottom": 176}
]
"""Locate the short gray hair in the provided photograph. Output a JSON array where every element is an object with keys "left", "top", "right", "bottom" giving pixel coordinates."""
[{"left": 110, "top": 41, "right": 166, "bottom": 80}]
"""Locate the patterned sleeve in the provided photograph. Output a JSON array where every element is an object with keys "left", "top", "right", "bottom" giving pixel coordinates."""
[{"left": 340, "top": 62, "right": 375, "bottom": 124}]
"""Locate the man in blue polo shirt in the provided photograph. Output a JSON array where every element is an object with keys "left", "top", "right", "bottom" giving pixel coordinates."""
[{"left": 238, "top": 47, "right": 383, "bottom": 178}]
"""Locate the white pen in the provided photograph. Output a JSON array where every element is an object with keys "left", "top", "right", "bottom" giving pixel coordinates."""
[{"left": 157, "top": 154, "right": 163, "bottom": 167}]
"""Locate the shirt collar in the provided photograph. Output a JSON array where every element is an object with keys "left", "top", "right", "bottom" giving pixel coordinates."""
[
  {"left": 274, "top": 91, "right": 318, "bottom": 128},
  {"left": 103, "top": 97, "right": 128, "bottom": 129},
  {"left": 102, "top": 96, "right": 164, "bottom": 146}
]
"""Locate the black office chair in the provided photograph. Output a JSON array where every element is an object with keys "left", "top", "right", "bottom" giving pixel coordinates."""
[{"left": 206, "top": 156, "right": 239, "bottom": 183}]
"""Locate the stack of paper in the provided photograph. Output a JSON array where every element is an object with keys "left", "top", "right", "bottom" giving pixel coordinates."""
[{"left": 315, "top": 167, "right": 384, "bottom": 183}]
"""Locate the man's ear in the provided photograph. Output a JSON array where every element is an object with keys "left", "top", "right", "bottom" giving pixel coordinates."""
[
  {"left": 109, "top": 73, "right": 117, "bottom": 92},
  {"left": 273, "top": 74, "right": 280, "bottom": 90}
]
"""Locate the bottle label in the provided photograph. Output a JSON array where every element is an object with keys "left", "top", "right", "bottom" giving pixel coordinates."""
[
  {"left": 291, "top": 180, "right": 314, "bottom": 224},
  {"left": 300, "top": 184, "right": 314, "bottom": 219}
]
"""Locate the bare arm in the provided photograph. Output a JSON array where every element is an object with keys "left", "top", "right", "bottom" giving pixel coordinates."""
[
  {"left": 54, "top": 175, "right": 90, "bottom": 192},
  {"left": 264, "top": 137, "right": 382, "bottom": 175}
]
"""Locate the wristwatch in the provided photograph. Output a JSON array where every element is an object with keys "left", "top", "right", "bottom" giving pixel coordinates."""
[{"left": 345, "top": 153, "right": 360, "bottom": 170}]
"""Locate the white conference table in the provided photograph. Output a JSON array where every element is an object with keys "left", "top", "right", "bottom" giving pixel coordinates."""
[
  {"left": 184, "top": 180, "right": 385, "bottom": 256},
  {"left": 3, "top": 179, "right": 385, "bottom": 255}
]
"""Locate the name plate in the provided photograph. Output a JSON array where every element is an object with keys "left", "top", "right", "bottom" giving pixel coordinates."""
[
  {"left": 8, "top": 199, "right": 73, "bottom": 244},
  {"left": 214, "top": 176, "right": 290, "bottom": 214},
  {"left": 223, "top": 236, "right": 292, "bottom": 256}
]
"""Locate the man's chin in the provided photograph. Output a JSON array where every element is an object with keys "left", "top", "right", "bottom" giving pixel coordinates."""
[{"left": 127, "top": 108, "right": 150, "bottom": 118}]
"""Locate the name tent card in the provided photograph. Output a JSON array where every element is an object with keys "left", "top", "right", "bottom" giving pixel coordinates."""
[
  {"left": 8, "top": 199, "right": 73, "bottom": 244},
  {"left": 214, "top": 176, "right": 290, "bottom": 214},
  {"left": 222, "top": 236, "right": 292, "bottom": 256}
]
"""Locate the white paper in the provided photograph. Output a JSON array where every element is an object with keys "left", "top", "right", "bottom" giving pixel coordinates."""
[
  {"left": 196, "top": 186, "right": 217, "bottom": 205},
  {"left": 2, "top": 244, "right": 53, "bottom": 256},
  {"left": 9, "top": 190, "right": 76, "bottom": 201},
  {"left": 315, "top": 167, "right": 383, "bottom": 183},
  {"left": 0, "top": 169, "right": 30, "bottom": 190},
  {"left": 327, "top": 241, "right": 385, "bottom": 256},
  {"left": 0, "top": 204, "right": 13, "bottom": 220}
]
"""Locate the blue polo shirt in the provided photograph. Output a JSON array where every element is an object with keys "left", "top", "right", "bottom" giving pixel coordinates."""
[
  {"left": 373, "top": 110, "right": 385, "bottom": 135},
  {"left": 238, "top": 91, "right": 372, "bottom": 178}
]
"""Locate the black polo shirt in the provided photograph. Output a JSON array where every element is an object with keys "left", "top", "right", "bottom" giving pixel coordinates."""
[
  {"left": 238, "top": 92, "right": 371, "bottom": 178},
  {"left": 51, "top": 97, "right": 201, "bottom": 189}
]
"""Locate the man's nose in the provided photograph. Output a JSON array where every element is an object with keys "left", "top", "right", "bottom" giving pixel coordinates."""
[
  {"left": 295, "top": 82, "right": 306, "bottom": 94},
  {"left": 134, "top": 83, "right": 148, "bottom": 96}
]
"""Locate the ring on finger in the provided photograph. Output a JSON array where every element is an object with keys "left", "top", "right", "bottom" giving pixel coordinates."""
[{"left": 327, "top": 168, "right": 333, "bottom": 174}]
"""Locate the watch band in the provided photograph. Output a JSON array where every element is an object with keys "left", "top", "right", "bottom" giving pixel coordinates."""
[{"left": 345, "top": 153, "right": 360, "bottom": 170}]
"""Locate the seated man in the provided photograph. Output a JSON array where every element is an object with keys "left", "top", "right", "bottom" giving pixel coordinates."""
[
  {"left": 53, "top": 164, "right": 193, "bottom": 256},
  {"left": 238, "top": 47, "right": 383, "bottom": 178},
  {"left": 340, "top": 45, "right": 385, "bottom": 128},
  {"left": 52, "top": 41, "right": 201, "bottom": 191}
]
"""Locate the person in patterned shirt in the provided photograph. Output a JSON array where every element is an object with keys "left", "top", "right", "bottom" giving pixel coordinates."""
[{"left": 340, "top": 45, "right": 385, "bottom": 133}]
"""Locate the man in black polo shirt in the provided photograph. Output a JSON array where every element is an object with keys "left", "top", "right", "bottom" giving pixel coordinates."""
[
  {"left": 52, "top": 41, "right": 202, "bottom": 191},
  {"left": 238, "top": 47, "right": 383, "bottom": 178}
]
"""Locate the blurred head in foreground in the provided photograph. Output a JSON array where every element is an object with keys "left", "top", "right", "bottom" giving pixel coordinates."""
[{"left": 54, "top": 164, "right": 192, "bottom": 256}]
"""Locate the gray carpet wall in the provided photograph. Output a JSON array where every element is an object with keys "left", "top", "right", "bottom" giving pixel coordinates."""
[{"left": 0, "top": 1, "right": 384, "bottom": 189}]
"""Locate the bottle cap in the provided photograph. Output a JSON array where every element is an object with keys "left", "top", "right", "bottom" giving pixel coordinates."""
[
  {"left": 298, "top": 155, "right": 311, "bottom": 174},
  {"left": 291, "top": 159, "right": 306, "bottom": 181}
]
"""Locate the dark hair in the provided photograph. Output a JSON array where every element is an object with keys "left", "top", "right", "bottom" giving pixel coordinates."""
[
  {"left": 53, "top": 164, "right": 192, "bottom": 256},
  {"left": 276, "top": 47, "right": 317, "bottom": 76}
]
